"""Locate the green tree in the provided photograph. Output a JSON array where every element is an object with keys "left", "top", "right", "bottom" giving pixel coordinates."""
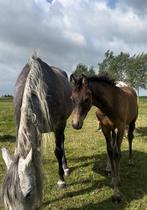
[
  {"left": 98, "top": 50, "right": 114, "bottom": 75},
  {"left": 88, "top": 65, "right": 96, "bottom": 76},
  {"left": 98, "top": 50, "right": 147, "bottom": 91},
  {"left": 98, "top": 50, "right": 130, "bottom": 81},
  {"left": 73, "top": 63, "right": 96, "bottom": 77},
  {"left": 127, "top": 53, "right": 147, "bottom": 89}
]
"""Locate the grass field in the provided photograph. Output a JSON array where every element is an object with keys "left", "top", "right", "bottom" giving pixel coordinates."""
[{"left": 0, "top": 97, "right": 147, "bottom": 210}]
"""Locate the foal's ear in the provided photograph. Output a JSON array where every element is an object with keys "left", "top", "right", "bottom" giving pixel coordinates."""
[
  {"left": 70, "top": 74, "right": 77, "bottom": 86},
  {"left": 82, "top": 74, "right": 88, "bottom": 87},
  {"left": 1, "top": 148, "right": 13, "bottom": 170}
]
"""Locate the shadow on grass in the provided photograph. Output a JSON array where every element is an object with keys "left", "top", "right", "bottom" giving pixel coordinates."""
[
  {"left": 40, "top": 150, "right": 147, "bottom": 210},
  {"left": 0, "top": 135, "right": 16, "bottom": 142},
  {"left": 39, "top": 178, "right": 108, "bottom": 210},
  {"left": 136, "top": 127, "right": 147, "bottom": 138}
]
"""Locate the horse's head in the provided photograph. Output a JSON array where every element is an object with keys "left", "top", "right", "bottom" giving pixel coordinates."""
[
  {"left": 70, "top": 74, "right": 92, "bottom": 129},
  {"left": 1, "top": 148, "right": 37, "bottom": 210}
]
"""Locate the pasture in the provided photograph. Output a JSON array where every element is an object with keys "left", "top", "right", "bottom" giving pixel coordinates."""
[{"left": 0, "top": 97, "right": 147, "bottom": 210}]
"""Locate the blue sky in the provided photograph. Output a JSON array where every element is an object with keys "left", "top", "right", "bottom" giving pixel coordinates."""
[
  {"left": 46, "top": 0, "right": 54, "bottom": 3},
  {"left": 107, "top": 0, "right": 117, "bottom": 8},
  {"left": 0, "top": 0, "right": 147, "bottom": 96},
  {"left": 47, "top": 0, "right": 118, "bottom": 8}
]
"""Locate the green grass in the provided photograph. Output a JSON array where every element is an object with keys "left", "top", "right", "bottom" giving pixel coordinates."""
[{"left": 0, "top": 97, "right": 147, "bottom": 210}]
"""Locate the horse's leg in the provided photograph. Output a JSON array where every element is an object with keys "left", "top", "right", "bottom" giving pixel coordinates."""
[
  {"left": 105, "top": 155, "right": 111, "bottom": 175},
  {"left": 128, "top": 120, "right": 136, "bottom": 165},
  {"left": 101, "top": 126, "right": 115, "bottom": 182},
  {"left": 105, "top": 129, "right": 116, "bottom": 175},
  {"left": 61, "top": 131, "right": 70, "bottom": 177},
  {"left": 54, "top": 128, "right": 66, "bottom": 188},
  {"left": 111, "top": 128, "right": 124, "bottom": 203}
]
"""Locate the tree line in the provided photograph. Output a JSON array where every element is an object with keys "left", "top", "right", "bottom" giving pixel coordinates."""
[{"left": 73, "top": 50, "right": 147, "bottom": 92}]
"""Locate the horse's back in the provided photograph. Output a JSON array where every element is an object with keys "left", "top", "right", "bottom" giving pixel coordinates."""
[
  {"left": 37, "top": 59, "right": 72, "bottom": 124},
  {"left": 120, "top": 86, "right": 138, "bottom": 123},
  {"left": 51, "top": 66, "right": 68, "bottom": 79},
  {"left": 14, "top": 57, "right": 72, "bottom": 132}
]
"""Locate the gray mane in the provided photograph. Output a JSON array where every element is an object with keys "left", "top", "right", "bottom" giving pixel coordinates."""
[
  {"left": 16, "top": 55, "right": 52, "bottom": 157},
  {"left": 1, "top": 55, "right": 48, "bottom": 210},
  {"left": 1, "top": 55, "right": 72, "bottom": 210},
  {"left": 1, "top": 157, "right": 21, "bottom": 209}
]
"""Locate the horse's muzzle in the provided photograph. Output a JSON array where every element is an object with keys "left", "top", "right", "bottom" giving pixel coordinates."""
[{"left": 72, "top": 121, "right": 82, "bottom": 130}]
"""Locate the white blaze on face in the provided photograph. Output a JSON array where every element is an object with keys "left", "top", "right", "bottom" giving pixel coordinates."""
[
  {"left": 18, "top": 149, "right": 33, "bottom": 197},
  {"left": 72, "top": 108, "right": 81, "bottom": 125}
]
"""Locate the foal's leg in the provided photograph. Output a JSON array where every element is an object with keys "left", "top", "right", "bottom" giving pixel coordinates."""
[
  {"left": 101, "top": 126, "right": 115, "bottom": 182},
  {"left": 54, "top": 128, "right": 66, "bottom": 188},
  {"left": 111, "top": 128, "right": 124, "bottom": 203},
  {"left": 128, "top": 120, "right": 135, "bottom": 165},
  {"left": 105, "top": 130, "right": 116, "bottom": 175},
  {"left": 105, "top": 155, "right": 111, "bottom": 175}
]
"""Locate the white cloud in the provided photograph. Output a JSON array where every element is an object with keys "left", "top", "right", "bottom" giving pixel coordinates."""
[{"left": 0, "top": 0, "right": 147, "bottom": 95}]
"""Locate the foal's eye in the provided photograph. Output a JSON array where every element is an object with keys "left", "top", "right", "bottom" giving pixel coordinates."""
[
  {"left": 84, "top": 98, "right": 89, "bottom": 103},
  {"left": 71, "top": 98, "right": 76, "bottom": 104}
]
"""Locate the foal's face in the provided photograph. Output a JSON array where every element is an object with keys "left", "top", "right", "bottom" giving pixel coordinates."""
[{"left": 70, "top": 75, "right": 92, "bottom": 129}]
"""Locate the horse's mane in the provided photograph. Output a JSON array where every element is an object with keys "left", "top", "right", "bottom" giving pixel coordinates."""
[
  {"left": 88, "top": 75, "right": 115, "bottom": 85},
  {"left": 1, "top": 55, "right": 55, "bottom": 210},
  {"left": 76, "top": 75, "right": 115, "bottom": 89},
  {"left": 8, "top": 54, "right": 50, "bottom": 206},
  {"left": 16, "top": 55, "right": 52, "bottom": 157}
]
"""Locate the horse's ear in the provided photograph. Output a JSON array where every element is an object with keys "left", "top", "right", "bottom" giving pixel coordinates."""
[
  {"left": 70, "top": 74, "right": 77, "bottom": 86},
  {"left": 82, "top": 74, "right": 88, "bottom": 87},
  {"left": 18, "top": 148, "right": 33, "bottom": 172},
  {"left": 24, "top": 148, "right": 33, "bottom": 167},
  {"left": 1, "top": 148, "right": 13, "bottom": 170}
]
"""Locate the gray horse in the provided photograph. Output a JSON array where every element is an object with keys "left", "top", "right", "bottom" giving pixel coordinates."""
[{"left": 1, "top": 55, "right": 72, "bottom": 210}]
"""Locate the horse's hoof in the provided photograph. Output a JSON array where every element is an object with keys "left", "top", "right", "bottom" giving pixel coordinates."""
[
  {"left": 105, "top": 170, "right": 111, "bottom": 176},
  {"left": 110, "top": 178, "right": 121, "bottom": 187},
  {"left": 64, "top": 168, "right": 71, "bottom": 177},
  {"left": 112, "top": 194, "right": 121, "bottom": 203},
  {"left": 128, "top": 159, "right": 135, "bottom": 166},
  {"left": 57, "top": 180, "right": 66, "bottom": 188}
]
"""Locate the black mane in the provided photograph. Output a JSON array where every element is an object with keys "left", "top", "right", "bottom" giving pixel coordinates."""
[
  {"left": 88, "top": 75, "right": 115, "bottom": 85},
  {"left": 76, "top": 75, "right": 116, "bottom": 89}
]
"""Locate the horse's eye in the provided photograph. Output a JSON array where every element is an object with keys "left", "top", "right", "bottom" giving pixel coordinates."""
[
  {"left": 84, "top": 98, "right": 89, "bottom": 103},
  {"left": 71, "top": 97, "right": 76, "bottom": 104},
  {"left": 25, "top": 191, "right": 32, "bottom": 199}
]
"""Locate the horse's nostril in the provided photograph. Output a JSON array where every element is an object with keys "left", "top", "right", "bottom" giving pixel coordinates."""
[
  {"left": 72, "top": 122, "right": 81, "bottom": 129},
  {"left": 72, "top": 123, "right": 77, "bottom": 129}
]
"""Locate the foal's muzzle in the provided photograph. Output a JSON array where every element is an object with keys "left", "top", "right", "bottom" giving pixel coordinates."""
[{"left": 72, "top": 121, "right": 83, "bottom": 129}]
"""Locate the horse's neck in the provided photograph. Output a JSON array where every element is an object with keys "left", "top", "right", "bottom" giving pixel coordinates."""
[{"left": 90, "top": 82, "right": 116, "bottom": 120}]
